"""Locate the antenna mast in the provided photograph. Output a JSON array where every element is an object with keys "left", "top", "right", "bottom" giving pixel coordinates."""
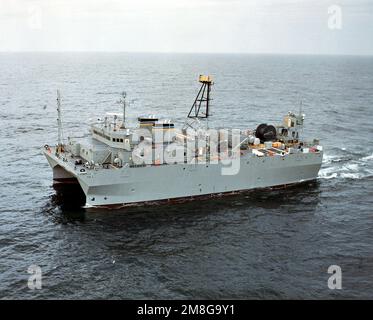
[
  {"left": 188, "top": 75, "right": 213, "bottom": 119},
  {"left": 117, "top": 91, "right": 127, "bottom": 129},
  {"left": 56, "top": 90, "right": 63, "bottom": 147}
]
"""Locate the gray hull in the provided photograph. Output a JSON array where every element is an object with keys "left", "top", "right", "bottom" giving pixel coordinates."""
[{"left": 45, "top": 150, "right": 323, "bottom": 207}]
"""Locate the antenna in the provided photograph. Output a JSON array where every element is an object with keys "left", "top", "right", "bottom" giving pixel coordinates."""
[
  {"left": 297, "top": 99, "right": 305, "bottom": 139},
  {"left": 56, "top": 90, "right": 64, "bottom": 149},
  {"left": 117, "top": 91, "right": 127, "bottom": 129},
  {"left": 113, "top": 114, "right": 118, "bottom": 131}
]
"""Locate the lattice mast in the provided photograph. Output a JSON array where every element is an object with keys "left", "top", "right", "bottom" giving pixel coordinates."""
[{"left": 187, "top": 75, "right": 213, "bottom": 119}]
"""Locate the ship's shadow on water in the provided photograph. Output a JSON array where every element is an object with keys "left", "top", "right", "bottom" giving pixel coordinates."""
[{"left": 45, "top": 180, "right": 321, "bottom": 225}]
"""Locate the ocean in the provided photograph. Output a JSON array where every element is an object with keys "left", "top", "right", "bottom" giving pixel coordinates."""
[{"left": 0, "top": 53, "right": 372, "bottom": 299}]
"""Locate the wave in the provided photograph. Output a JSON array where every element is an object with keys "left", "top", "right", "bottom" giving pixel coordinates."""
[
  {"left": 319, "top": 152, "right": 373, "bottom": 181},
  {"left": 322, "top": 154, "right": 340, "bottom": 164},
  {"left": 361, "top": 153, "right": 373, "bottom": 161}
]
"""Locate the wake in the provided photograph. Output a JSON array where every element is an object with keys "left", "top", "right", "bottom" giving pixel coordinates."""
[{"left": 319, "top": 152, "right": 373, "bottom": 180}]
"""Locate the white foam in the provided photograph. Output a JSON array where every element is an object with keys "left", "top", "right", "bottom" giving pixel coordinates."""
[
  {"left": 318, "top": 172, "right": 338, "bottom": 180},
  {"left": 340, "top": 172, "right": 362, "bottom": 179},
  {"left": 362, "top": 154, "right": 373, "bottom": 162},
  {"left": 343, "top": 163, "right": 359, "bottom": 171},
  {"left": 318, "top": 167, "right": 338, "bottom": 179},
  {"left": 318, "top": 158, "right": 370, "bottom": 181},
  {"left": 322, "top": 154, "right": 340, "bottom": 164}
]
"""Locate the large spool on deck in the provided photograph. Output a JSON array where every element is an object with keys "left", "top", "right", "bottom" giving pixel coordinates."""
[{"left": 255, "top": 123, "right": 277, "bottom": 142}]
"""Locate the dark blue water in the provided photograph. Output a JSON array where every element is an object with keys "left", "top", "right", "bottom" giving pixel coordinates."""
[{"left": 0, "top": 53, "right": 372, "bottom": 299}]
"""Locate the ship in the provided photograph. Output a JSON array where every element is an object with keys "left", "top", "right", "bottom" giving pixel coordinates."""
[{"left": 43, "top": 75, "right": 323, "bottom": 208}]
